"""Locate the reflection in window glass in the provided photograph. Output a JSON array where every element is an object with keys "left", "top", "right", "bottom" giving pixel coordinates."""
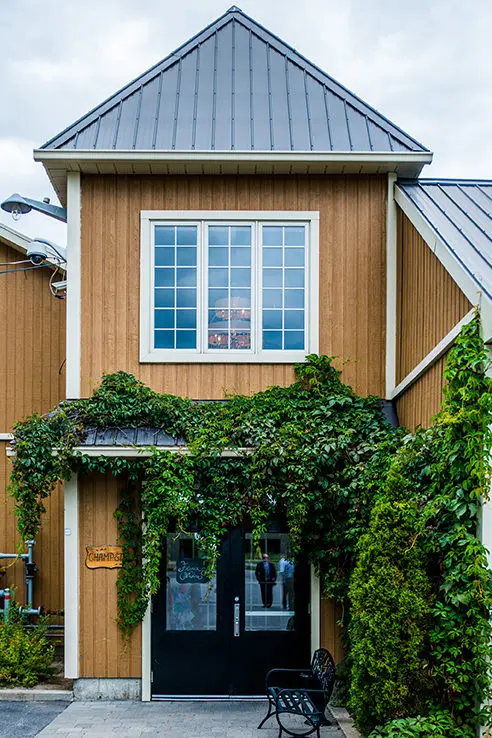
[
  {"left": 165, "top": 534, "right": 216, "bottom": 631},
  {"left": 208, "top": 225, "right": 252, "bottom": 350},
  {"left": 261, "top": 226, "right": 305, "bottom": 351},
  {"left": 245, "top": 533, "right": 295, "bottom": 632}
]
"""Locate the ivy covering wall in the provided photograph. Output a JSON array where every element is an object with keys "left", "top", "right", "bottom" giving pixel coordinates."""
[{"left": 9, "top": 315, "right": 492, "bottom": 737}]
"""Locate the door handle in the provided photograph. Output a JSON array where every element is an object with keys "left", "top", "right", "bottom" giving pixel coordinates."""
[{"left": 234, "top": 596, "right": 240, "bottom": 637}]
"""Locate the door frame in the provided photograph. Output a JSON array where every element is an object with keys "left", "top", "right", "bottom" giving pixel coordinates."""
[{"left": 141, "top": 564, "right": 321, "bottom": 701}]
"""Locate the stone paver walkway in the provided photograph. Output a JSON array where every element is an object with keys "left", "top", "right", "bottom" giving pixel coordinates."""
[{"left": 37, "top": 701, "right": 343, "bottom": 737}]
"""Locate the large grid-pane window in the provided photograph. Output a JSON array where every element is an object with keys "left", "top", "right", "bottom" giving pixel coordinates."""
[{"left": 143, "top": 212, "right": 317, "bottom": 362}]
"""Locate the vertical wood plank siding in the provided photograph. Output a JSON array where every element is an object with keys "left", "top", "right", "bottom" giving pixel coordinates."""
[
  {"left": 321, "top": 598, "right": 344, "bottom": 664},
  {"left": 396, "top": 211, "right": 471, "bottom": 384},
  {"left": 80, "top": 175, "right": 387, "bottom": 399},
  {"left": 395, "top": 352, "right": 449, "bottom": 431},
  {"left": 79, "top": 472, "right": 141, "bottom": 677},
  {"left": 0, "top": 240, "right": 65, "bottom": 613}
]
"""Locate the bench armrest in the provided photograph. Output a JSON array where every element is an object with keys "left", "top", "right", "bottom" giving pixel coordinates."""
[{"left": 265, "top": 667, "right": 311, "bottom": 689}]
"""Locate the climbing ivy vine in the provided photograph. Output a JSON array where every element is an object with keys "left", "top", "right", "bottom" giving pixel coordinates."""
[{"left": 8, "top": 315, "right": 492, "bottom": 737}]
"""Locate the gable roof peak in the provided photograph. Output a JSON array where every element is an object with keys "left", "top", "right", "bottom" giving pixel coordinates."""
[{"left": 40, "top": 8, "right": 429, "bottom": 156}]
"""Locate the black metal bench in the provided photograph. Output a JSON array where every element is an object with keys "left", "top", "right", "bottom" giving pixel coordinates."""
[{"left": 258, "top": 648, "right": 337, "bottom": 737}]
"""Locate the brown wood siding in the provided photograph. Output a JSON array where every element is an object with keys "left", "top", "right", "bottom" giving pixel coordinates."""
[
  {"left": 320, "top": 598, "right": 344, "bottom": 664},
  {"left": 0, "top": 240, "right": 65, "bottom": 614},
  {"left": 395, "top": 352, "right": 449, "bottom": 431},
  {"left": 80, "top": 174, "right": 387, "bottom": 399},
  {"left": 79, "top": 472, "right": 141, "bottom": 677},
  {"left": 396, "top": 211, "right": 471, "bottom": 384}
]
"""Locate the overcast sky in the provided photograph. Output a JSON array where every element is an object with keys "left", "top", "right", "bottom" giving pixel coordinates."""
[{"left": 0, "top": 0, "right": 490, "bottom": 245}]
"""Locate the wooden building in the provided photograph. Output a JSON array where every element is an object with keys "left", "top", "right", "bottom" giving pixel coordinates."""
[
  {"left": 2, "top": 7, "right": 491, "bottom": 700},
  {"left": 0, "top": 224, "right": 65, "bottom": 614}
]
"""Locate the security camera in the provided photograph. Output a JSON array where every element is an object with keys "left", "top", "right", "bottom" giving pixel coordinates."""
[
  {"left": 27, "top": 239, "right": 49, "bottom": 265},
  {"left": 26, "top": 238, "right": 66, "bottom": 266}
]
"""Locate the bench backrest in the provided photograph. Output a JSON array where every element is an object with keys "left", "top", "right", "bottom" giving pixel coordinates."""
[{"left": 311, "top": 648, "right": 336, "bottom": 698}]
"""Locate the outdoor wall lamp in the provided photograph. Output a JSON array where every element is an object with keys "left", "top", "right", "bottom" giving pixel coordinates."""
[{"left": 1, "top": 193, "right": 67, "bottom": 223}]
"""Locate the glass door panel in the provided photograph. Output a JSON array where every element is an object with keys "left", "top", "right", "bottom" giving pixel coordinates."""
[
  {"left": 165, "top": 533, "right": 217, "bottom": 631},
  {"left": 245, "top": 533, "right": 296, "bottom": 632}
]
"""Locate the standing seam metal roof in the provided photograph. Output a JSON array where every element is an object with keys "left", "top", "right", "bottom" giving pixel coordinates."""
[
  {"left": 396, "top": 179, "right": 492, "bottom": 302},
  {"left": 41, "top": 7, "right": 429, "bottom": 154}
]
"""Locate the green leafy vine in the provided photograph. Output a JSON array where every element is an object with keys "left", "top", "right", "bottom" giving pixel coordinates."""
[{"left": 7, "top": 316, "right": 492, "bottom": 736}]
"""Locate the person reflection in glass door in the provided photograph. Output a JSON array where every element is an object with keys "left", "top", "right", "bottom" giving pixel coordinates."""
[{"left": 255, "top": 553, "right": 277, "bottom": 608}]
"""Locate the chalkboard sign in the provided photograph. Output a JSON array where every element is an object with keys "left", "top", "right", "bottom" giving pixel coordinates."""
[{"left": 176, "top": 558, "right": 209, "bottom": 584}]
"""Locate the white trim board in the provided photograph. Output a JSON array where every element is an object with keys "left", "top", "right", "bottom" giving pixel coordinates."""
[
  {"left": 385, "top": 173, "right": 397, "bottom": 398},
  {"left": 66, "top": 172, "right": 81, "bottom": 399},
  {"left": 392, "top": 309, "right": 476, "bottom": 400},
  {"left": 0, "top": 433, "right": 13, "bottom": 441},
  {"left": 64, "top": 474, "right": 79, "bottom": 678},
  {"left": 71, "top": 446, "right": 255, "bottom": 458},
  {"left": 35, "top": 149, "right": 433, "bottom": 165}
]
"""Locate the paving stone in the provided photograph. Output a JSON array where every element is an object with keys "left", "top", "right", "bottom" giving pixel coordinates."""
[{"left": 37, "top": 701, "right": 344, "bottom": 737}]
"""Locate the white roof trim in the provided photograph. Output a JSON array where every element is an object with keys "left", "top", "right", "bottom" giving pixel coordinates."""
[
  {"left": 0, "top": 223, "right": 32, "bottom": 256},
  {"left": 70, "top": 446, "right": 254, "bottom": 458},
  {"left": 35, "top": 149, "right": 433, "bottom": 167},
  {"left": 392, "top": 309, "right": 476, "bottom": 400}
]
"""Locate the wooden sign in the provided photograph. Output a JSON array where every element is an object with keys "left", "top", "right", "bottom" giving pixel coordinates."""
[
  {"left": 176, "top": 558, "right": 209, "bottom": 584},
  {"left": 85, "top": 545, "right": 123, "bottom": 569}
]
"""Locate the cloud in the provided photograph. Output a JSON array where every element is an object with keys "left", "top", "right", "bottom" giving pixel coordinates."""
[{"left": 0, "top": 0, "right": 491, "bottom": 226}]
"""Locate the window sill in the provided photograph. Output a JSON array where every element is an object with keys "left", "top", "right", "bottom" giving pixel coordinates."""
[{"left": 139, "top": 350, "right": 311, "bottom": 364}]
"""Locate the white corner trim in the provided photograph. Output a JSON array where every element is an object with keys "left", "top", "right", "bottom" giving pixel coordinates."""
[
  {"left": 394, "top": 186, "right": 482, "bottom": 308},
  {"left": 310, "top": 566, "right": 321, "bottom": 654},
  {"left": 64, "top": 474, "right": 79, "bottom": 678},
  {"left": 385, "top": 173, "right": 397, "bottom": 399},
  {"left": 66, "top": 171, "right": 81, "bottom": 399},
  {"left": 141, "top": 601, "right": 151, "bottom": 701},
  {"left": 392, "top": 308, "right": 476, "bottom": 400}
]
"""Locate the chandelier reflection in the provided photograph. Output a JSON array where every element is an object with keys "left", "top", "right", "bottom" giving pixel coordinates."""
[{"left": 208, "top": 296, "right": 251, "bottom": 350}]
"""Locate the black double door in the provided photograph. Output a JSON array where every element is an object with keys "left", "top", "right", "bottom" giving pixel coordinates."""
[{"left": 151, "top": 528, "right": 310, "bottom": 696}]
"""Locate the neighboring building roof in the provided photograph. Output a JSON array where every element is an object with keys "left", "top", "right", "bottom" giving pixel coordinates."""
[
  {"left": 41, "top": 7, "right": 428, "bottom": 156},
  {"left": 0, "top": 222, "right": 32, "bottom": 256},
  {"left": 396, "top": 179, "right": 492, "bottom": 304}
]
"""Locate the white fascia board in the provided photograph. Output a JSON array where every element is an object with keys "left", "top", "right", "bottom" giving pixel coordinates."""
[
  {"left": 0, "top": 223, "right": 31, "bottom": 255},
  {"left": 57, "top": 446, "right": 255, "bottom": 458},
  {"left": 392, "top": 308, "right": 476, "bottom": 400},
  {"left": 35, "top": 149, "right": 433, "bottom": 166}
]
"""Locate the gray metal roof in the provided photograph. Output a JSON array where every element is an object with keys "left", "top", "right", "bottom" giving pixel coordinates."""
[
  {"left": 41, "top": 7, "right": 428, "bottom": 154},
  {"left": 81, "top": 427, "right": 186, "bottom": 447},
  {"left": 396, "top": 179, "right": 492, "bottom": 302}
]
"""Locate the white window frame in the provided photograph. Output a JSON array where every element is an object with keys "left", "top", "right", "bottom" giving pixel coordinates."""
[{"left": 140, "top": 210, "right": 319, "bottom": 363}]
